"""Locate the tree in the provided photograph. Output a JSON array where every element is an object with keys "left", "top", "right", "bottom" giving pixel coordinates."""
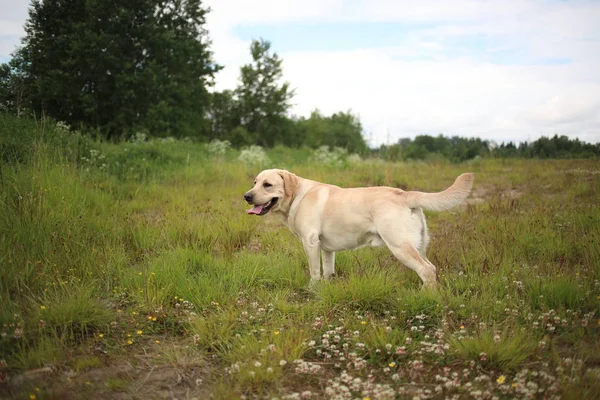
[
  {"left": 0, "top": 55, "right": 31, "bottom": 116},
  {"left": 2, "top": 0, "right": 220, "bottom": 138},
  {"left": 236, "top": 38, "right": 295, "bottom": 147},
  {"left": 207, "top": 89, "right": 240, "bottom": 141},
  {"left": 297, "top": 110, "right": 367, "bottom": 153}
]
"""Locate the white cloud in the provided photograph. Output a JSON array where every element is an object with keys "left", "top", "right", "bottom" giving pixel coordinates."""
[
  {"left": 204, "top": 0, "right": 600, "bottom": 145},
  {"left": 0, "top": 0, "right": 29, "bottom": 60},
  {"left": 0, "top": 20, "right": 24, "bottom": 37}
]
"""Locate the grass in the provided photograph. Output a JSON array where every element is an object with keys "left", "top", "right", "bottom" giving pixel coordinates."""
[
  {"left": 449, "top": 326, "right": 539, "bottom": 372},
  {"left": 1, "top": 114, "right": 599, "bottom": 399}
]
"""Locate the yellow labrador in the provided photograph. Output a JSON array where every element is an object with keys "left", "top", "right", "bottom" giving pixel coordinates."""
[{"left": 244, "top": 170, "right": 474, "bottom": 288}]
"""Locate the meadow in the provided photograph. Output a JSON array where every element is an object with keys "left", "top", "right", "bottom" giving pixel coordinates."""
[{"left": 1, "top": 115, "right": 599, "bottom": 399}]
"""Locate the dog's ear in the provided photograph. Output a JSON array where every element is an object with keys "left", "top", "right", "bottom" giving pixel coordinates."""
[{"left": 278, "top": 170, "right": 298, "bottom": 198}]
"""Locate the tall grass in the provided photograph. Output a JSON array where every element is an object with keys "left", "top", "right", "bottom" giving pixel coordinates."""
[{"left": 1, "top": 113, "right": 599, "bottom": 399}]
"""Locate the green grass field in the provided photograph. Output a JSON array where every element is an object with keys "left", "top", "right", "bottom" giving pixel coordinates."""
[{"left": 1, "top": 116, "right": 599, "bottom": 399}]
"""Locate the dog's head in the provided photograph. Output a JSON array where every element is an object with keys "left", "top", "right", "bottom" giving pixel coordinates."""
[{"left": 244, "top": 169, "right": 298, "bottom": 216}]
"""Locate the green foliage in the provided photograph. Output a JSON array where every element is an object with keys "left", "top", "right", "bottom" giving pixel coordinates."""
[
  {"left": 235, "top": 39, "right": 295, "bottom": 147},
  {"left": 377, "top": 133, "right": 599, "bottom": 162},
  {"left": 496, "top": 134, "right": 600, "bottom": 158},
  {"left": 0, "top": 61, "right": 29, "bottom": 116},
  {"left": 297, "top": 109, "right": 368, "bottom": 154},
  {"left": 0, "top": 112, "right": 42, "bottom": 164},
  {"left": 0, "top": 114, "right": 88, "bottom": 167},
  {"left": 1, "top": 0, "right": 220, "bottom": 139},
  {"left": 206, "top": 41, "right": 307, "bottom": 149},
  {"left": 208, "top": 89, "right": 241, "bottom": 142},
  {"left": 378, "top": 134, "right": 490, "bottom": 162}
]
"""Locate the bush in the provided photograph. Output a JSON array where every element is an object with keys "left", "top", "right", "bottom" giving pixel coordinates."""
[
  {"left": 312, "top": 146, "right": 348, "bottom": 167},
  {"left": 206, "top": 139, "right": 232, "bottom": 157},
  {"left": 238, "top": 145, "right": 270, "bottom": 166}
]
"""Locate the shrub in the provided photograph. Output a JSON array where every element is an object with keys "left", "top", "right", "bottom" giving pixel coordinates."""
[
  {"left": 206, "top": 139, "right": 231, "bottom": 157},
  {"left": 312, "top": 145, "right": 348, "bottom": 167},
  {"left": 238, "top": 145, "right": 270, "bottom": 166}
]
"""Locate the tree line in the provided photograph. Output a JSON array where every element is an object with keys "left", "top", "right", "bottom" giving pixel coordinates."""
[
  {"left": 0, "top": 0, "right": 597, "bottom": 160},
  {"left": 375, "top": 134, "right": 600, "bottom": 161}
]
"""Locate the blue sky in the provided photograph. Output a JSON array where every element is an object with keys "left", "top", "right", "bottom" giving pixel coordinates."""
[{"left": 2, "top": 0, "right": 599, "bottom": 144}]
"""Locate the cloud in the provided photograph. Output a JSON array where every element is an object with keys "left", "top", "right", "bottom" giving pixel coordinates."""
[
  {"left": 0, "top": 0, "right": 28, "bottom": 61},
  {"left": 205, "top": 0, "right": 600, "bottom": 145}
]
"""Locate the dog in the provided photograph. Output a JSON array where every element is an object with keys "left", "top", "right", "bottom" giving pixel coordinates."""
[{"left": 244, "top": 169, "right": 474, "bottom": 288}]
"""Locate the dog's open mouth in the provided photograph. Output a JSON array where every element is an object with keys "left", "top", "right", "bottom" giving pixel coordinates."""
[{"left": 246, "top": 197, "right": 278, "bottom": 215}]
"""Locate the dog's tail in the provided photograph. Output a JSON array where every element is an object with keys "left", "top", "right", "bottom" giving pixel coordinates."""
[{"left": 403, "top": 173, "right": 474, "bottom": 212}]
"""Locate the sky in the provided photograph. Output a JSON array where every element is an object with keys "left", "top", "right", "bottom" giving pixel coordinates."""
[{"left": 2, "top": 0, "right": 599, "bottom": 146}]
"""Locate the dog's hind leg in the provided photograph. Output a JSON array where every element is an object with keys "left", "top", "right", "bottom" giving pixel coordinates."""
[
  {"left": 322, "top": 250, "right": 335, "bottom": 280},
  {"left": 390, "top": 242, "right": 437, "bottom": 288},
  {"left": 416, "top": 210, "right": 438, "bottom": 274},
  {"left": 376, "top": 215, "right": 437, "bottom": 288}
]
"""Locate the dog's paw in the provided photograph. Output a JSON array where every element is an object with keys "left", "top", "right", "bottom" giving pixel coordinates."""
[{"left": 324, "top": 272, "right": 336, "bottom": 281}]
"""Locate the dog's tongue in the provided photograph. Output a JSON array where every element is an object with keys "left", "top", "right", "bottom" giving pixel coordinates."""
[{"left": 247, "top": 205, "right": 264, "bottom": 215}]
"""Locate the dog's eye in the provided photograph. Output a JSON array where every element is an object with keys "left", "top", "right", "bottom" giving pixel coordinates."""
[{"left": 263, "top": 182, "right": 272, "bottom": 188}]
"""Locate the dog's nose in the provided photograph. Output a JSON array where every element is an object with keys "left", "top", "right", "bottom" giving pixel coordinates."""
[{"left": 244, "top": 192, "right": 253, "bottom": 202}]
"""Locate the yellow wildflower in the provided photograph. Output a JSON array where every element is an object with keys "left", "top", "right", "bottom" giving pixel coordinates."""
[{"left": 497, "top": 375, "right": 506, "bottom": 384}]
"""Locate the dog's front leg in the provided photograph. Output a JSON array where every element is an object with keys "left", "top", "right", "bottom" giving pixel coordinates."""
[
  {"left": 302, "top": 232, "right": 322, "bottom": 286},
  {"left": 322, "top": 250, "right": 335, "bottom": 280}
]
